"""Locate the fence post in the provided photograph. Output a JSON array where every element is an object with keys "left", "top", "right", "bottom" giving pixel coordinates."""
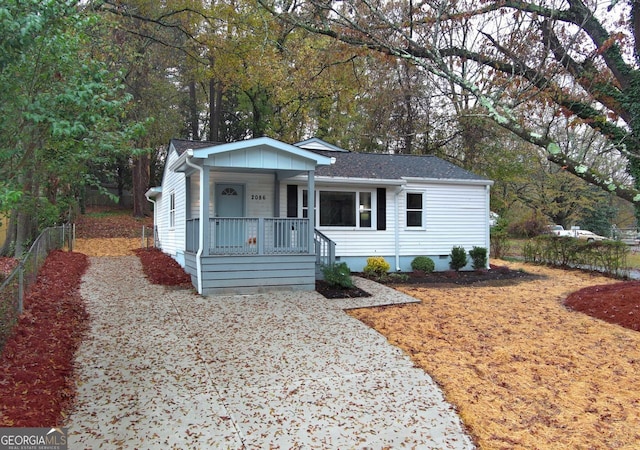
[{"left": 18, "top": 263, "right": 24, "bottom": 315}]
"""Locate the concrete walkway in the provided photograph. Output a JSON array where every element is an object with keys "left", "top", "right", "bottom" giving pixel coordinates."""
[{"left": 67, "top": 256, "right": 475, "bottom": 449}]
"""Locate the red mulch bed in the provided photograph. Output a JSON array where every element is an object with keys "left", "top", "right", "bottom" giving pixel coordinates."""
[
  {"left": 0, "top": 250, "right": 89, "bottom": 427},
  {"left": 0, "top": 257, "right": 18, "bottom": 278},
  {"left": 565, "top": 281, "right": 640, "bottom": 332},
  {"left": 133, "top": 248, "right": 192, "bottom": 288}
]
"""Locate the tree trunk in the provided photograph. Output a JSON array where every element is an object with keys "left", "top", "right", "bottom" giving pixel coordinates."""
[
  {"left": 209, "top": 78, "right": 223, "bottom": 142},
  {"left": 132, "top": 152, "right": 151, "bottom": 218},
  {"left": 189, "top": 80, "right": 199, "bottom": 140},
  {"left": 0, "top": 210, "right": 17, "bottom": 257}
]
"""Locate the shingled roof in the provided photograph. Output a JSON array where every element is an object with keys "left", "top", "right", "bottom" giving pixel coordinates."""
[
  {"left": 309, "top": 149, "right": 489, "bottom": 182},
  {"left": 169, "top": 137, "right": 490, "bottom": 182},
  {"left": 170, "top": 138, "right": 222, "bottom": 155}
]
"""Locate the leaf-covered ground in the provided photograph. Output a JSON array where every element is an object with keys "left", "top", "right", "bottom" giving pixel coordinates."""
[
  {"left": 0, "top": 250, "right": 89, "bottom": 427},
  {"left": 349, "top": 263, "right": 640, "bottom": 449},
  {"left": 74, "top": 207, "right": 153, "bottom": 239}
]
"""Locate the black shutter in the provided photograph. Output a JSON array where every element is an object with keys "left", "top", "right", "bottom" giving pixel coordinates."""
[
  {"left": 287, "top": 185, "right": 298, "bottom": 217},
  {"left": 377, "top": 188, "right": 386, "bottom": 230}
]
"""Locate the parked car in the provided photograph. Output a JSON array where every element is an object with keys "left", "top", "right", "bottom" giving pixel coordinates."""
[
  {"left": 548, "top": 225, "right": 573, "bottom": 237},
  {"left": 548, "top": 225, "right": 609, "bottom": 242},
  {"left": 573, "top": 230, "right": 609, "bottom": 242}
]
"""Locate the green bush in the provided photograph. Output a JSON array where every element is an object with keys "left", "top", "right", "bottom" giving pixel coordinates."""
[
  {"left": 411, "top": 256, "right": 435, "bottom": 273},
  {"left": 449, "top": 246, "right": 468, "bottom": 271},
  {"left": 322, "top": 262, "right": 353, "bottom": 288},
  {"left": 387, "top": 272, "right": 410, "bottom": 283},
  {"left": 523, "top": 235, "right": 629, "bottom": 277},
  {"left": 363, "top": 256, "right": 390, "bottom": 278},
  {"left": 490, "top": 228, "right": 511, "bottom": 259},
  {"left": 469, "top": 246, "right": 488, "bottom": 270}
]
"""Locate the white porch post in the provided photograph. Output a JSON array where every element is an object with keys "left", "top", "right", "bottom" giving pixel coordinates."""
[
  {"left": 307, "top": 170, "right": 315, "bottom": 254},
  {"left": 201, "top": 168, "right": 210, "bottom": 256}
]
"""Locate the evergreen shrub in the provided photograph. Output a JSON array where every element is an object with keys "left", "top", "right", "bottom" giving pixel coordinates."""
[
  {"left": 449, "top": 246, "right": 468, "bottom": 271},
  {"left": 411, "top": 256, "right": 435, "bottom": 273},
  {"left": 469, "top": 246, "right": 488, "bottom": 270},
  {"left": 322, "top": 262, "right": 353, "bottom": 288}
]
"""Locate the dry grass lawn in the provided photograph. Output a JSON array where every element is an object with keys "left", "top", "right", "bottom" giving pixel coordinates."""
[
  {"left": 73, "top": 238, "right": 152, "bottom": 256},
  {"left": 349, "top": 260, "right": 640, "bottom": 449}
]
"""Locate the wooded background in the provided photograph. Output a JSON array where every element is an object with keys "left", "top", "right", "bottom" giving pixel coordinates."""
[{"left": 1, "top": 0, "right": 638, "bottom": 256}]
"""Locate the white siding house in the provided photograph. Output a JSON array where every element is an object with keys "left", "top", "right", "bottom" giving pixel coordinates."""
[{"left": 147, "top": 137, "right": 493, "bottom": 295}]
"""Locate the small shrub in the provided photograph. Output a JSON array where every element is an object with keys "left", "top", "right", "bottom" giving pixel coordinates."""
[
  {"left": 449, "top": 246, "right": 468, "bottom": 271},
  {"left": 322, "top": 262, "right": 353, "bottom": 288},
  {"left": 387, "top": 272, "right": 409, "bottom": 283},
  {"left": 411, "top": 256, "right": 435, "bottom": 273},
  {"left": 469, "top": 246, "right": 488, "bottom": 270},
  {"left": 490, "top": 228, "right": 511, "bottom": 259},
  {"left": 363, "top": 256, "right": 390, "bottom": 278}
]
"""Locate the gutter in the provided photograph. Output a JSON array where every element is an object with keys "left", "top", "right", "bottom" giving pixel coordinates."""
[{"left": 183, "top": 149, "right": 204, "bottom": 295}]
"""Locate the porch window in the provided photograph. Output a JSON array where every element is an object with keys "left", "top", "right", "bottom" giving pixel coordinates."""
[
  {"left": 169, "top": 191, "right": 176, "bottom": 228},
  {"left": 406, "top": 192, "right": 423, "bottom": 227}
]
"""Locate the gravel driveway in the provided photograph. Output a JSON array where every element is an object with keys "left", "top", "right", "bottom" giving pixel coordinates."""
[{"left": 66, "top": 256, "right": 474, "bottom": 449}]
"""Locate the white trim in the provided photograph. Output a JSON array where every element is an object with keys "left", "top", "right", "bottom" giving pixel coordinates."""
[
  {"left": 405, "top": 190, "right": 425, "bottom": 230},
  {"left": 169, "top": 191, "right": 176, "bottom": 229},
  {"left": 290, "top": 175, "right": 406, "bottom": 187},
  {"left": 184, "top": 154, "right": 204, "bottom": 295},
  {"left": 402, "top": 176, "right": 493, "bottom": 186},
  {"left": 191, "top": 137, "right": 333, "bottom": 165},
  {"left": 300, "top": 187, "right": 377, "bottom": 230}
]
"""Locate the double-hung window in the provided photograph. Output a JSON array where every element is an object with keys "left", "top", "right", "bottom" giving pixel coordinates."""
[
  {"left": 169, "top": 192, "right": 176, "bottom": 228},
  {"left": 406, "top": 192, "right": 424, "bottom": 228}
]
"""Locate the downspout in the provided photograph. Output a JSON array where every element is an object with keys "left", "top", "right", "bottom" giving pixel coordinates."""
[
  {"left": 485, "top": 184, "right": 491, "bottom": 269},
  {"left": 394, "top": 185, "right": 405, "bottom": 272},
  {"left": 144, "top": 193, "right": 157, "bottom": 245},
  {"left": 183, "top": 149, "right": 204, "bottom": 294}
]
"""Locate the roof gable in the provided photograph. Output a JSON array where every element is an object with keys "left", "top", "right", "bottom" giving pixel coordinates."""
[{"left": 169, "top": 137, "right": 333, "bottom": 172}]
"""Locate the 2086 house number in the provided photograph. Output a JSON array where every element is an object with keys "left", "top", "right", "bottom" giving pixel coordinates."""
[{"left": 251, "top": 194, "right": 266, "bottom": 200}]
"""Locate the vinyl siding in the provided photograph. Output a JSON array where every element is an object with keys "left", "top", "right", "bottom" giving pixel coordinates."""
[
  {"left": 156, "top": 145, "right": 187, "bottom": 256},
  {"left": 278, "top": 180, "right": 490, "bottom": 269}
]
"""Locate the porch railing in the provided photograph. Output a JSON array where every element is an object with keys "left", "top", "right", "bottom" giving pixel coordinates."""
[
  {"left": 186, "top": 217, "right": 311, "bottom": 255},
  {"left": 314, "top": 229, "right": 336, "bottom": 267}
]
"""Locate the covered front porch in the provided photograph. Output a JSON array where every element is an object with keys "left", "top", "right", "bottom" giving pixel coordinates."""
[
  {"left": 171, "top": 137, "right": 334, "bottom": 295},
  {"left": 184, "top": 218, "right": 335, "bottom": 295}
]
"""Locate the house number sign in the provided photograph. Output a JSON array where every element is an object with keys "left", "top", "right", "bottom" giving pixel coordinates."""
[{"left": 251, "top": 194, "right": 267, "bottom": 200}]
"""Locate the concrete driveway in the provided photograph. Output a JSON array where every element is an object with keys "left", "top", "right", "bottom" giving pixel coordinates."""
[{"left": 67, "top": 256, "right": 475, "bottom": 449}]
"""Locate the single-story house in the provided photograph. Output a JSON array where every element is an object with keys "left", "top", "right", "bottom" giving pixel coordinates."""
[{"left": 146, "top": 136, "right": 493, "bottom": 295}]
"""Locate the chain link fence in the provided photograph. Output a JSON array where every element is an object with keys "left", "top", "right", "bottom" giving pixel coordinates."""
[{"left": 0, "top": 225, "right": 73, "bottom": 350}]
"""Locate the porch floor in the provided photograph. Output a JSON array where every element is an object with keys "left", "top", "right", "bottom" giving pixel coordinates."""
[{"left": 68, "top": 256, "right": 473, "bottom": 449}]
